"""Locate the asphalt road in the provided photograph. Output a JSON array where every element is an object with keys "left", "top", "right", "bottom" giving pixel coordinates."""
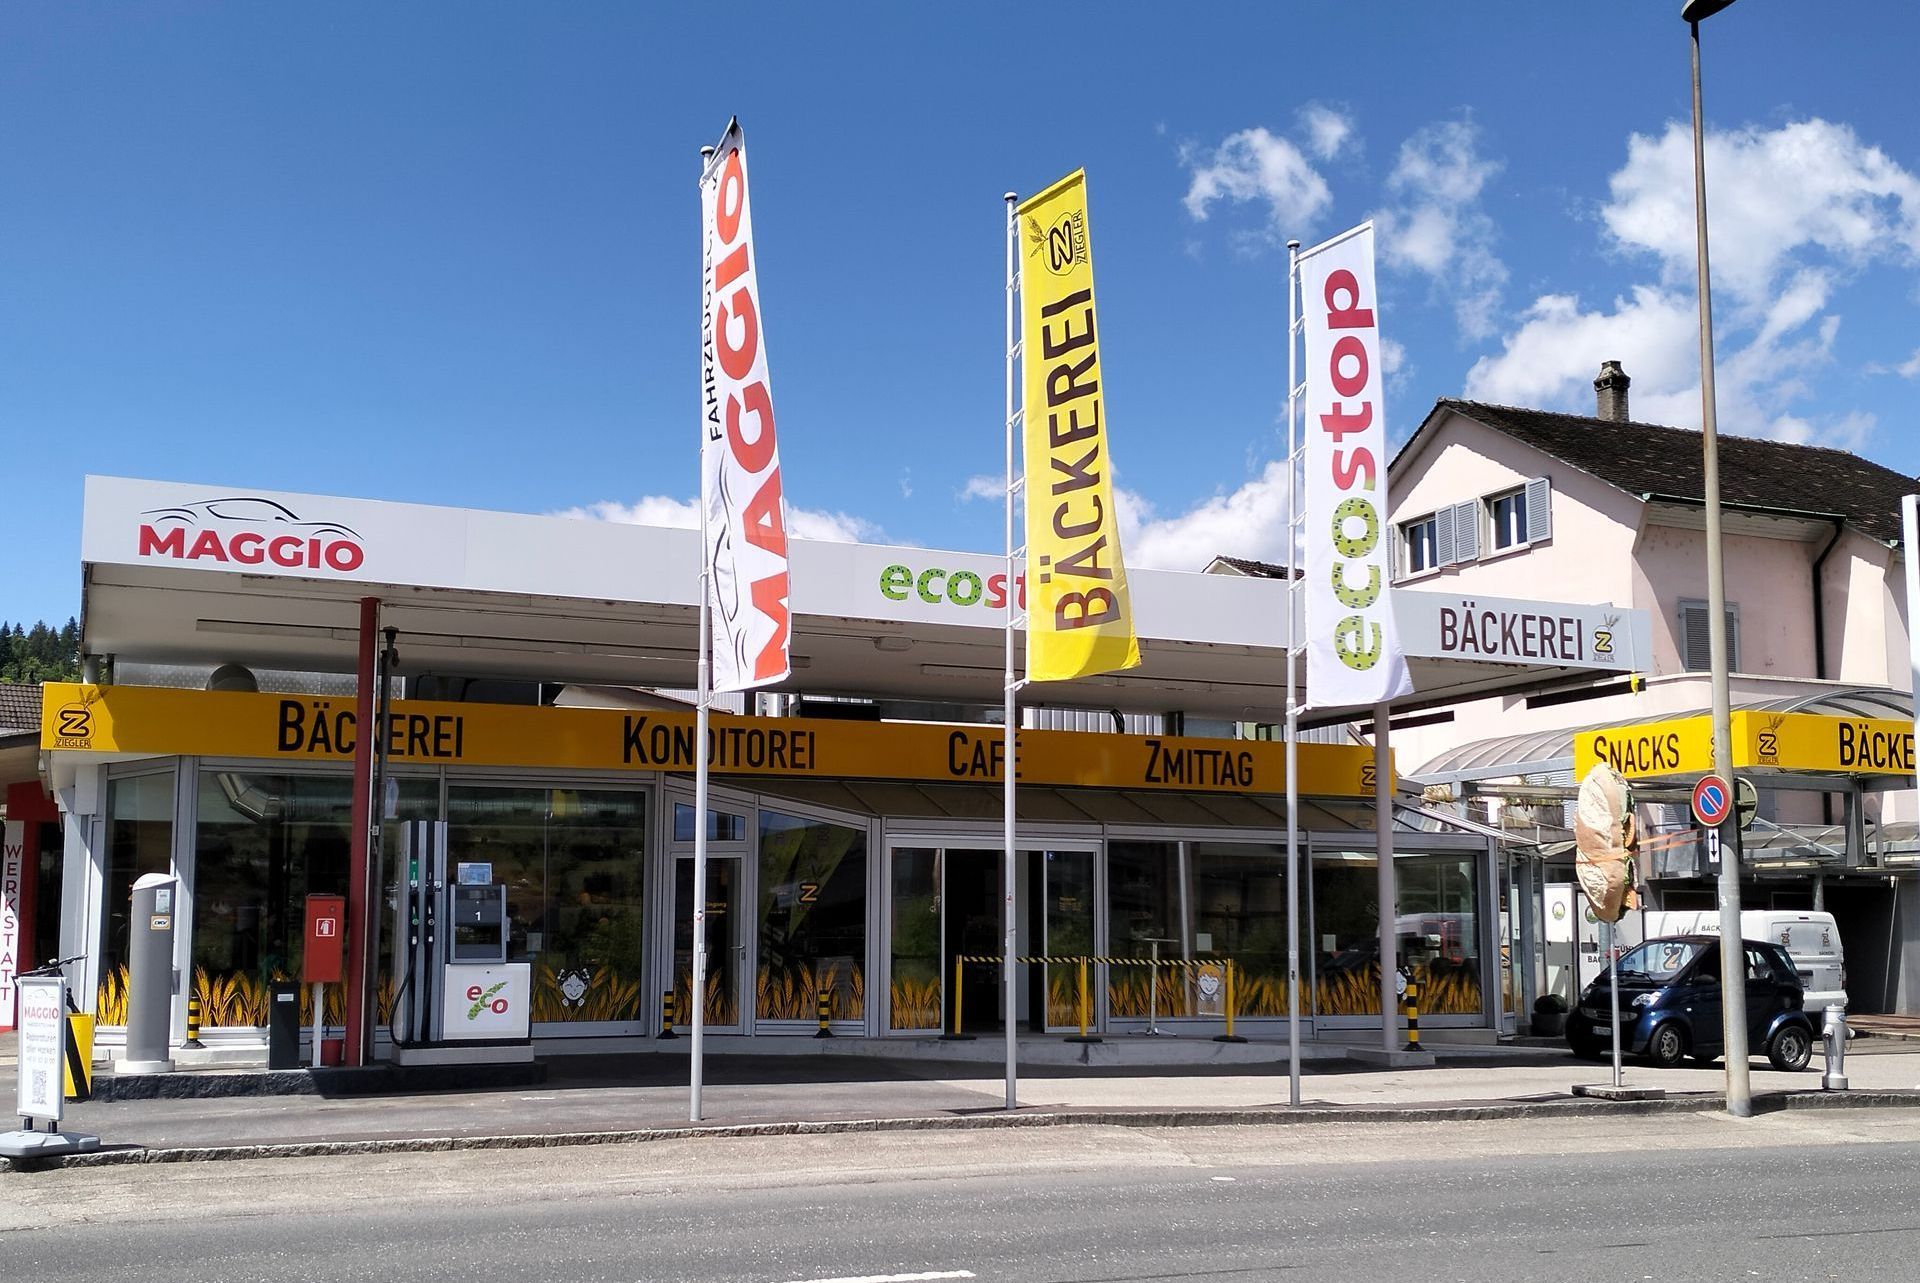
[{"left": 7, "top": 1110, "right": 1920, "bottom": 1282}]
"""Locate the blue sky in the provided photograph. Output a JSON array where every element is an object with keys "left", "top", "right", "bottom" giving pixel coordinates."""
[{"left": 6, "top": 2, "right": 1919, "bottom": 625}]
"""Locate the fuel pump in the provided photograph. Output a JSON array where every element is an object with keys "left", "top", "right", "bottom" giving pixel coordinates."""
[{"left": 388, "top": 820, "right": 531, "bottom": 1062}]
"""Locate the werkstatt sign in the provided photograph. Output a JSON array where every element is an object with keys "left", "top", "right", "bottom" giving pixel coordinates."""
[
  {"left": 40, "top": 683, "right": 1387, "bottom": 798},
  {"left": 1574, "top": 710, "right": 1917, "bottom": 780}
]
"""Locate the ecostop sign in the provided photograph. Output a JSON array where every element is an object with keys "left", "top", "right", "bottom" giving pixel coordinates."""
[{"left": 1298, "top": 223, "right": 1411, "bottom": 709}]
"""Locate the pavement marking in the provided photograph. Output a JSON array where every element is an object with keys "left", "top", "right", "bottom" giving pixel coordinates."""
[
  {"left": 778, "top": 1273, "right": 974, "bottom": 1283},
  {"left": 1211, "top": 1175, "right": 1236, "bottom": 1182}
]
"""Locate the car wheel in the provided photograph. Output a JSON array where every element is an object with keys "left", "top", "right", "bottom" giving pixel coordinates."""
[
  {"left": 1645, "top": 1021, "right": 1688, "bottom": 1068},
  {"left": 1768, "top": 1024, "right": 1813, "bottom": 1072}
]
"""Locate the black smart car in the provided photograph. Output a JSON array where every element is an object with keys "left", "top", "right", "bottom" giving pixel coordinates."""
[{"left": 1565, "top": 934, "right": 1816, "bottom": 1071}]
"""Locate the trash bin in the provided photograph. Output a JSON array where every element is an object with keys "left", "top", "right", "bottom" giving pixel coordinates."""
[{"left": 267, "top": 980, "right": 301, "bottom": 1070}]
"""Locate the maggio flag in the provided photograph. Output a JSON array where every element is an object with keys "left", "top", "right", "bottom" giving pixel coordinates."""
[
  {"left": 1298, "top": 223, "right": 1412, "bottom": 708},
  {"left": 700, "top": 119, "right": 791, "bottom": 692},
  {"left": 1017, "top": 170, "right": 1140, "bottom": 682}
]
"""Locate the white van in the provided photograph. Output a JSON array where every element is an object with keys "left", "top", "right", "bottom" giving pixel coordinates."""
[{"left": 1639, "top": 910, "right": 1847, "bottom": 1013}]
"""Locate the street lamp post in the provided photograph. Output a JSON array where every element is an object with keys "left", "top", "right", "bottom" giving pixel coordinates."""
[{"left": 1683, "top": 0, "right": 1750, "bottom": 1118}]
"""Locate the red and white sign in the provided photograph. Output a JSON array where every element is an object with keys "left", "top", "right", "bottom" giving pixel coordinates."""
[
  {"left": 1, "top": 820, "right": 23, "bottom": 1032},
  {"left": 134, "top": 496, "right": 365, "bottom": 574},
  {"left": 441, "top": 963, "right": 530, "bottom": 1041},
  {"left": 1692, "top": 774, "right": 1733, "bottom": 828},
  {"left": 700, "top": 118, "right": 792, "bottom": 693},
  {"left": 1299, "top": 223, "right": 1412, "bottom": 710}
]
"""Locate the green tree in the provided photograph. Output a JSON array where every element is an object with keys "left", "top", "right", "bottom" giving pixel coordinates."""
[{"left": 0, "top": 616, "right": 82, "bottom": 683}]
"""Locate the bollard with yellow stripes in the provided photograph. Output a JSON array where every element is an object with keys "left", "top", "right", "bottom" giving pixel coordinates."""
[
  {"left": 814, "top": 990, "right": 834, "bottom": 1038},
  {"left": 64, "top": 1012, "right": 95, "bottom": 1102},
  {"left": 1213, "top": 960, "right": 1247, "bottom": 1043},
  {"left": 187, "top": 992, "right": 205, "bottom": 1048},
  {"left": 658, "top": 989, "right": 677, "bottom": 1040},
  {"left": 1404, "top": 976, "right": 1421, "bottom": 1051}
]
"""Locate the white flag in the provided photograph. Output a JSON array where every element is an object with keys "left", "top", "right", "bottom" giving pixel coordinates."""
[
  {"left": 700, "top": 119, "right": 791, "bottom": 692},
  {"left": 1299, "top": 223, "right": 1413, "bottom": 709}
]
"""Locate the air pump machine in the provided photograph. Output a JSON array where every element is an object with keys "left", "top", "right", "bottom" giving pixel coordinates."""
[{"left": 389, "top": 820, "right": 533, "bottom": 1064}]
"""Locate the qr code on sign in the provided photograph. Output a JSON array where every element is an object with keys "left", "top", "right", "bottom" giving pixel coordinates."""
[{"left": 30, "top": 1068, "right": 49, "bottom": 1104}]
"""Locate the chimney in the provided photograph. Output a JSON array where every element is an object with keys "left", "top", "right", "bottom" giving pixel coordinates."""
[{"left": 1594, "top": 360, "right": 1630, "bottom": 422}]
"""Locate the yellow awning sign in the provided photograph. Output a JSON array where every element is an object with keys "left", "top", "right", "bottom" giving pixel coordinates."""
[
  {"left": 1573, "top": 709, "right": 1916, "bottom": 780},
  {"left": 40, "top": 683, "right": 1387, "bottom": 798},
  {"left": 1573, "top": 716, "right": 1718, "bottom": 781}
]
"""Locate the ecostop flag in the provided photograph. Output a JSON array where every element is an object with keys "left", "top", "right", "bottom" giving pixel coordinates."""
[
  {"left": 1017, "top": 170, "right": 1140, "bottom": 682},
  {"left": 700, "top": 119, "right": 791, "bottom": 692},
  {"left": 1298, "top": 223, "right": 1412, "bottom": 708}
]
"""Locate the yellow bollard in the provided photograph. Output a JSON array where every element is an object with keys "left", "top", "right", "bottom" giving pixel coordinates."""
[
  {"left": 1214, "top": 959, "right": 1247, "bottom": 1044},
  {"left": 1065, "top": 956, "right": 1101, "bottom": 1043},
  {"left": 815, "top": 990, "right": 833, "bottom": 1039},
  {"left": 187, "top": 992, "right": 204, "bottom": 1048},
  {"left": 658, "top": 989, "right": 677, "bottom": 1040},
  {"left": 1405, "top": 977, "right": 1422, "bottom": 1051},
  {"left": 940, "top": 956, "right": 973, "bottom": 1039}
]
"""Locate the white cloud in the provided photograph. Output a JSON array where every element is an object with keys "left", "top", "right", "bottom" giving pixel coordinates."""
[
  {"left": 1869, "top": 346, "right": 1920, "bottom": 378},
  {"left": 1375, "top": 118, "right": 1508, "bottom": 340},
  {"left": 1180, "top": 127, "right": 1332, "bottom": 238},
  {"left": 959, "top": 474, "right": 1003, "bottom": 502},
  {"left": 1298, "top": 103, "right": 1356, "bottom": 161},
  {"left": 1117, "top": 461, "right": 1294, "bottom": 573},
  {"left": 556, "top": 496, "right": 883, "bottom": 544},
  {"left": 1466, "top": 117, "right": 1918, "bottom": 451},
  {"left": 1602, "top": 118, "right": 1920, "bottom": 313}
]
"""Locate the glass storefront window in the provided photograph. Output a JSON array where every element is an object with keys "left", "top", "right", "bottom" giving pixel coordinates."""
[
  {"left": 1311, "top": 851, "right": 1484, "bottom": 1019},
  {"left": 757, "top": 811, "right": 866, "bottom": 1022},
  {"left": 447, "top": 785, "right": 647, "bottom": 1024},
  {"left": 192, "top": 772, "right": 350, "bottom": 1027},
  {"left": 888, "top": 847, "right": 941, "bottom": 1030},
  {"left": 1043, "top": 851, "right": 1094, "bottom": 1027},
  {"left": 1187, "top": 842, "right": 1288, "bottom": 1018},
  {"left": 1106, "top": 841, "right": 1187, "bottom": 1018},
  {"left": 1398, "top": 854, "right": 1483, "bottom": 1017},
  {"left": 674, "top": 803, "right": 746, "bottom": 842},
  {"left": 97, "top": 772, "right": 175, "bottom": 1024}
]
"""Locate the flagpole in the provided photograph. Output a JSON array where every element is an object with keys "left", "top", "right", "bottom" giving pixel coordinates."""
[
  {"left": 1002, "top": 190, "right": 1021, "bottom": 1112},
  {"left": 691, "top": 141, "right": 717, "bottom": 1125},
  {"left": 1284, "top": 237, "right": 1303, "bottom": 1108}
]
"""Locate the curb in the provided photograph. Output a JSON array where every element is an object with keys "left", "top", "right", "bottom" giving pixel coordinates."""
[{"left": 11, "top": 1089, "right": 1920, "bottom": 1172}]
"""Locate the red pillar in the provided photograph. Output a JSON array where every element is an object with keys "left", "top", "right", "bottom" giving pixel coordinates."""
[{"left": 344, "top": 597, "right": 379, "bottom": 1066}]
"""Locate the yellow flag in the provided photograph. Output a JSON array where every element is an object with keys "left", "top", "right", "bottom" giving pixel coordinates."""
[{"left": 1018, "top": 170, "right": 1140, "bottom": 682}]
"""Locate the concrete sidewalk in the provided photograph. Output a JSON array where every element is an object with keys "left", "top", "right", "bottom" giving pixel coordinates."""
[{"left": 9, "top": 1039, "right": 1919, "bottom": 1167}]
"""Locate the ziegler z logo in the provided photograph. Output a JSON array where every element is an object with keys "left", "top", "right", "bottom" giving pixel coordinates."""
[
  {"left": 53, "top": 701, "right": 95, "bottom": 748},
  {"left": 1757, "top": 714, "right": 1784, "bottom": 766},
  {"left": 1360, "top": 761, "right": 1378, "bottom": 790},
  {"left": 1026, "top": 210, "right": 1087, "bottom": 277},
  {"left": 135, "top": 497, "right": 366, "bottom": 573},
  {"left": 1593, "top": 613, "right": 1618, "bottom": 659}
]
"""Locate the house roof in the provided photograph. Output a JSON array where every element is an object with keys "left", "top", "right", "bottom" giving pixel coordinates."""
[
  {"left": 1416, "top": 400, "right": 1918, "bottom": 544},
  {"left": 0, "top": 684, "right": 40, "bottom": 736},
  {"left": 1203, "top": 555, "right": 1297, "bottom": 579}
]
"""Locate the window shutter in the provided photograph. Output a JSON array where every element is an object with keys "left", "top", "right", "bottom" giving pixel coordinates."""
[
  {"left": 1433, "top": 507, "right": 1455, "bottom": 568},
  {"left": 1450, "top": 500, "right": 1481, "bottom": 563},
  {"left": 1525, "top": 476, "right": 1552, "bottom": 543},
  {"left": 1680, "top": 603, "right": 1710, "bottom": 671},
  {"left": 1726, "top": 606, "right": 1740, "bottom": 672},
  {"left": 1390, "top": 520, "right": 1404, "bottom": 581}
]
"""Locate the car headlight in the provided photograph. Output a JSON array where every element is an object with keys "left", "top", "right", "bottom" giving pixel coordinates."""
[{"left": 1632, "top": 993, "right": 1655, "bottom": 1008}]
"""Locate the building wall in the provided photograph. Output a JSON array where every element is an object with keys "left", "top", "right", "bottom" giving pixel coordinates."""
[{"left": 1391, "top": 413, "right": 1642, "bottom": 614}]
